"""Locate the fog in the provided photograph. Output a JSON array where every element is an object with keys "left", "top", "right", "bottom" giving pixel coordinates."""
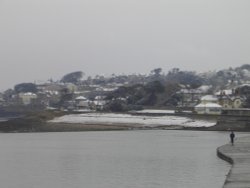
[{"left": 0, "top": 0, "right": 249, "bottom": 90}]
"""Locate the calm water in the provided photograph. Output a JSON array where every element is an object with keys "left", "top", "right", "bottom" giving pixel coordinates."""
[{"left": 0, "top": 130, "right": 239, "bottom": 188}]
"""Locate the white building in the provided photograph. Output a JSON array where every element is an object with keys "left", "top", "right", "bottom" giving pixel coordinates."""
[
  {"left": 194, "top": 95, "right": 222, "bottom": 114},
  {"left": 75, "top": 96, "right": 90, "bottom": 110},
  {"left": 194, "top": 103, "right": 222, "bottom": 115},
  {"left": 19, "top": 92, "right": 37, "bottom": 105}
]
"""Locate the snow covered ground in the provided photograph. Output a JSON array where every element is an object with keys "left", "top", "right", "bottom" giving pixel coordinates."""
[
  {"left": 133, "top": 109, "right": 175, "bottom": 114},
  {"left": 49, "top": 113, "right": 216, "bottom": 128}
]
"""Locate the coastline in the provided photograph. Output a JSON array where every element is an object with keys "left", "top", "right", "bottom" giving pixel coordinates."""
[
  {"left": 0, "top": 110, "right": 214, "bottom": 132},
  {"left": 1, "top": 110, "right": 250, "bottom": 133},
  {"left": 0, "top": 118, "right": 188, "bottom": 133}
]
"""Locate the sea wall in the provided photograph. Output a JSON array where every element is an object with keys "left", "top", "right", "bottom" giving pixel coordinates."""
[
  {"left": 216, "top": 115, "right": 250, "bottom": 131},
  {"left": 217, "top": 136, "right": 250, "bottom": 188}
]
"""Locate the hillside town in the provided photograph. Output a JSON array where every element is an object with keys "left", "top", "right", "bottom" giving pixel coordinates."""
[{"left": 1, "top": 64, "right": 250, "bottom": 115}]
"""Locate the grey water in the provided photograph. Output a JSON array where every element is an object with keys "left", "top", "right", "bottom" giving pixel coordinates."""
[{"left": 0, "top": 130, "right": 241, "bottom": 188}]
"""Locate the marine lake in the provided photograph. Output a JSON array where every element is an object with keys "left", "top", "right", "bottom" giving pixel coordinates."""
[{"left": 0, "top": 130, "right": 246, "bottom": 188}]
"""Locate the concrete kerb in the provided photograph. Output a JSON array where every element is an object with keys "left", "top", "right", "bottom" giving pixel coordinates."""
[
  {"left": 217, "top": 146, "right": 234, "bottom": 165},
  {"left": 217, "top": 145, "right": 234, "bottom": 187}
]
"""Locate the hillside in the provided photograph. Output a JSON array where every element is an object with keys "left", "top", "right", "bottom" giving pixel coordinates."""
[{"left": 1, "top": 64, "right": 250, "bottom": 112}]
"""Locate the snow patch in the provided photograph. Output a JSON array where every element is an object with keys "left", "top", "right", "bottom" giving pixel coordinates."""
[
  {"left": 133, "top": 109, "right": 175, "bottom": 114},
  {"left": 49, "top": 113, "right": 216, "bottom": 127}
]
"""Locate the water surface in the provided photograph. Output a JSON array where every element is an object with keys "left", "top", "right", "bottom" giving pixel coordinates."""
[{"left": 0, "top": 130, "right": 237, "bottom": 188}]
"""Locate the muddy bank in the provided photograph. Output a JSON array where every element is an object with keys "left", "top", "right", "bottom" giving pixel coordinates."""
[
  {"left": 0, "top": 110, "right": 250, "bottom": 132},
  {"left": 0, "top": 110, "right": 66, "bottom": 132}
]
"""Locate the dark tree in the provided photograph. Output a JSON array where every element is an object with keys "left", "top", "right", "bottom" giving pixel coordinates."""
[
  {"left": 243, "top": 96, "right": 250, "bottom": 108},
  {"left": 166, "top": 70, "right": 203, "bottom": 89},
  {"left": 106, "top": 100, "right": 125, "bottom": 112},
  {"left": 236, "top": 85, "right": 250, "bottom": 96},
  {"left": 240, "top": 64, "right": 250, "bottom": 70},
  {"left": 151, "top": 68, "right": 162, "bottom": 76},
  {"left": 61, "top": 71, "right": 84, "bottom": 84},
  {"left": 57, "top": 88, "right": 74, "bottom": 107},
  {"left": 14, "top": 83, "right": 37, "bottom": 93},
  {"left": 145, "top": 81, "right": 165, "bottom": 94}
]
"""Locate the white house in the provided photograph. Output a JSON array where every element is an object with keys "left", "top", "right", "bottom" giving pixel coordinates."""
[
  {"left": 194, "top": 103, "right": 222, "bottom": 115},
  {"left": 75, "top": 96, "right": 89, "bottom": 110},
  {"left": 194, "top": 95, "right": 222, "bottom": 114},
  {"left": 92, "top": 96, "right": 107, "bottom": 111},
  {"left": 19, "top": 92, "right": 37, "bottom": 105}
]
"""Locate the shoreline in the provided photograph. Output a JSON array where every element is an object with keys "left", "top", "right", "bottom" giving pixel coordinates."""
[{"left": 0, "top": 110, "right": 250, "bottom": 133}]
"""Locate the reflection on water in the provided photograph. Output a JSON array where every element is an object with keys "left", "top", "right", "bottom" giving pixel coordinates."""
[{"left": 0, "top": 130, "right": 238, "bottom": 188}]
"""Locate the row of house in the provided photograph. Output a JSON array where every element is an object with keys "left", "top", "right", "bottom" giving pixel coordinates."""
[
  {"left": 1, "top": 79, "right": 250, "bottom": 114},
  {"left": 0, "top": 81, "right": 115, "bottom": 111},
  {"left": 176, "top": 84, "right": 248, "bottom": 115},
  {"left": 64, "top": 96, "right": 107, "bottom": 111},
  {"left": 13, "top": 92, "right": 107, "bottom": 111}
]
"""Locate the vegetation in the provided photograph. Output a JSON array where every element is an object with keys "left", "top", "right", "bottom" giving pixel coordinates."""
[
  {"left": 14, "top": 83, "right": 37, "bottom": 93},
  {"left": 60, "top": 71, "right": 84, "bottom": 84},
  {"left": 2, "top": 64, "right": 250, "bottom": 113}
]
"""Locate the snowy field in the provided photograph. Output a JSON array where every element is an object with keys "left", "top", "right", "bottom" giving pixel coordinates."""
[
  {"left": 50, "top": 113, "right": 216, "bottom": 128},
  {"left": 133, "top": 109, "right": 175, "bottom": 114}
]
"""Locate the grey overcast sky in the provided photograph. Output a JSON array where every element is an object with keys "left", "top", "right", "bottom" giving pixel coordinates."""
[{"left": 0, "top": 0, "right": 249, "bottom": 90}]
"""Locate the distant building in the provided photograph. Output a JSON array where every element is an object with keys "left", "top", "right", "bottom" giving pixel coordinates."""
[
  {"left": 194, "top": 95, "right": 221, "bottom": 114},
  {"left": 65, "top": 83, "right": 77, "bottom": 93},
  {"left": 216, "top": 89, "right": 244, "bottom": 109},
  {"left": 92, "top": 96, "right": 107, "bottom": 111},
  {"left": 19, "top": 92, "right": 37, "bottom": 105},
  {"left": 194, "top": 103, "right": 222, "bottom": 115},
  {"left": 36, "top": 83, "right": 63, "bottom": 93},
  {"left": 218, "top": 96, "right": 243, "bottom": 109},
  {"left": 0, "top": 97, "right": 5, "bottom": 106},
  {"left": 177, "top": 85, "right": 212, "bottom": 107},
  {"left": 75, "top": 96, "right": 90, "bottom": 110}
]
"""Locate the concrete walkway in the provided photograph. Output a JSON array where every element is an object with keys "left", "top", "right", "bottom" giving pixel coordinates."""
[{"left": 217, "top": 136, "right": 250, "bottom": 188}]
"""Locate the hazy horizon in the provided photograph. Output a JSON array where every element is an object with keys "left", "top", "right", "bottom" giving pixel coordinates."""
[{"left": 1, "top": 0, "right": 249, "bottom": 90}]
